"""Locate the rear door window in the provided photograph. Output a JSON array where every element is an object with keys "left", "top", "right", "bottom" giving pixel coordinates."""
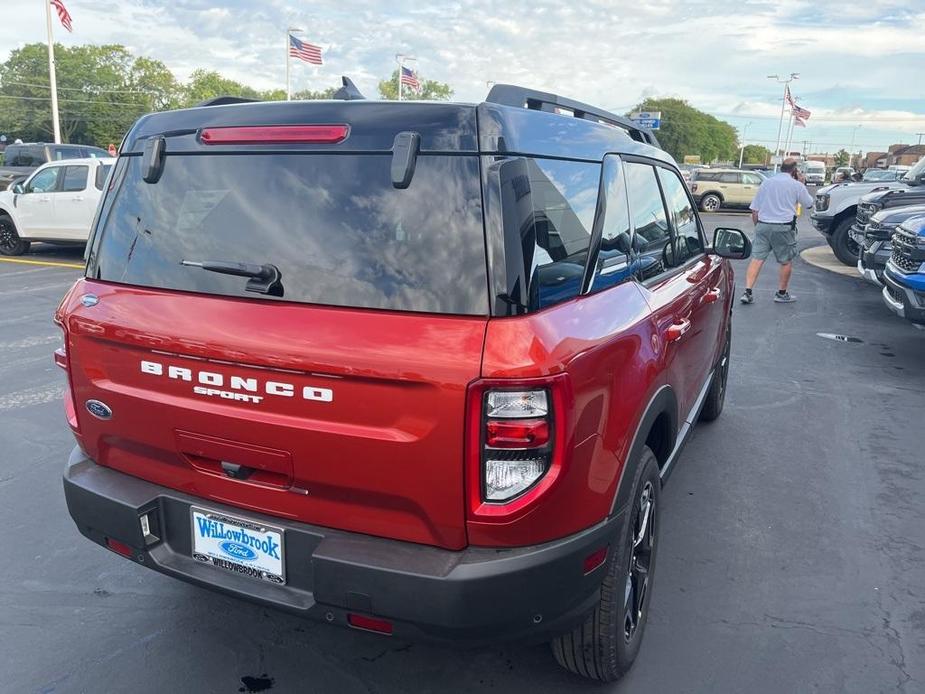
[
  {"left": 62, "top": 165, "right": 89, "bottom": 192},
  {"left": 624, "top": 161, "right": 671, "bottom": 280},
  {"left": 91, "top": 154, "right": 488, "bottom": 315},
  {"left": 719, "top": 172, "right": 739, "bottom": 184},
  {"left": 657, "top": 167, "right": 704, "bottom": 263}
]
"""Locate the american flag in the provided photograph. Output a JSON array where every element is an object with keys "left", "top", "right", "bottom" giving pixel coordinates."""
[
  {"left": 784, "top": 85, "right": 795, "bottom": 108},
  {"left": 289, "top": 35, "right": 323, "bottom": 65},
  {"left": 400, "top": 66, "right": 420, "bottom": 90},
  {"left": 51, "top": 0, "right": 73, "bottom": 32},
  {"left": 792, "top": 103, "right": 811, "bottom": 120},
  {"left": 793, "top": 116, "right": 807, "bottom": 128}
]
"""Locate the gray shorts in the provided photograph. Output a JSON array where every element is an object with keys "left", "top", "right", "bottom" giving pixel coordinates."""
[{"left": 753, "top": 222, "right": 797, "bottom": 263}]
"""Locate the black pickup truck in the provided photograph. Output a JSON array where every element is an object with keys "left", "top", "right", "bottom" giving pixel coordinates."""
[{"left": 0, "top": 142, "right": 109, "bottom": 189}]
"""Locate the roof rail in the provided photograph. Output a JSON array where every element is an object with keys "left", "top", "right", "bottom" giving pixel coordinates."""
[
  {"left": 485, "top": 84, "right": 660, "bottom": 149},
  {"left": 195, "top": 96, "right": 259, "bottom": 108}
]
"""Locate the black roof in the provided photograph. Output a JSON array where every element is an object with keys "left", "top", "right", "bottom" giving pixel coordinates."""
[{"left": 121, "top": 87, "right": 673, "bottom": 166}]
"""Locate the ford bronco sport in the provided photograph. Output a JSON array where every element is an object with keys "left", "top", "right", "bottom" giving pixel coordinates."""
[{"left": 56, "top": 83, "right": 750, "bottom": 682}]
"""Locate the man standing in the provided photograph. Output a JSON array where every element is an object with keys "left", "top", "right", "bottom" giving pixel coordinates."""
[{"left": 740, "top": 158, "right": 814, "bottom": 304}]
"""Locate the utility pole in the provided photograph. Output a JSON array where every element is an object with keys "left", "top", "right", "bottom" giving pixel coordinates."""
[
  {"left": 767, "top": 72, "right": 799, "bottom": 172},
  {"left": 44, "top": 0, "right": 61, "bottom": 143},
  {"left": 917, "top": 133, "right": 925, "bottom": 145}
]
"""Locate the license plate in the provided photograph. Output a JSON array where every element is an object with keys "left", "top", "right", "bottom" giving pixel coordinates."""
[{"left": 191, "top": 508, "right": 285, "bottom": 585}]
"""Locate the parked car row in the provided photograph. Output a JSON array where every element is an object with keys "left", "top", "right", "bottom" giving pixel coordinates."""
[
  {"left": 0, "top": 141, "right": 110, "bottom": 190},
  {"left": 812, "top": 156, "right": 925, "bottom": 329},
  {"left": 0, "top": 156, "right": 114, "bottom": 256}
]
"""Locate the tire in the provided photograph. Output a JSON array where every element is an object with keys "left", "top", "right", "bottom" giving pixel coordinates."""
[
  {"left": 699, "top": 322, "right": 731, "bottom": 422},
  {"left": 551, "top": 447, "right": 661, "bottom": 683},
  {"left": 699, "top": 193, "right": 722, "bottom": 213},
  {"left": 830, "top": 217, "right": 859, "bottom": 266},
  {"left": 0, "top": 215, "right": 29, "bottom": 256}
]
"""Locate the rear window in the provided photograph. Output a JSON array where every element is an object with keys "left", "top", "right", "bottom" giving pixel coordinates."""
[{"left": 90, "top": 154, "right": 488, "bottom": 315}]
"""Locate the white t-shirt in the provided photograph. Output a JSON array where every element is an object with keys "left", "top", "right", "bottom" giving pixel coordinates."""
[{"left": 749, "top": 173, "right": 815, "bottom": 224}]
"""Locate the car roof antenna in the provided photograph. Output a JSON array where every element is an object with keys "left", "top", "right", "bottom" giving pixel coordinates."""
[{"left": 333, "top": 76, "right": 365, "bottom": 101}]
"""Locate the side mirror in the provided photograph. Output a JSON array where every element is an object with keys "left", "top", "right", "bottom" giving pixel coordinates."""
[
  {"left": 12, "top": 183, "right": 24, "bottom": 194},
  {"left": 712, "top": 227, "right": 752, "bottom": 260}
]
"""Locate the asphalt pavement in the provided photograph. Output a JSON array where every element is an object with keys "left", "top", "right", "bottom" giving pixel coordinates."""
[{"left": 1, "top": 218, "right": 923, "bottom": 693}]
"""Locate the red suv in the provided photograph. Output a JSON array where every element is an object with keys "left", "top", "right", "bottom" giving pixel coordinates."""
[{"left": 57, "top": 84, "right": 750, "bottom": 682}]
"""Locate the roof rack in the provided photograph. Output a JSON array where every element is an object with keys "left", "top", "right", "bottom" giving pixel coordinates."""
[
  {"left": 485, "top": 84, "right": 660, "bottom": 149},
  {"left": 195, "top": 96, "right": 259, "bottom": 108}
]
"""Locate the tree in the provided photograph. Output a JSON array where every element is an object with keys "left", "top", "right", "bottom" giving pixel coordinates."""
[
  {"left": 378, "top": 70, "right": 452, "bottom": 101},
  {"left": 181, "top": 69, "right": 261, "bottom": 107},
  {"left": 292, "top": 87, "right": 339, "bottom": 100},
  {"left": 627, "top": 98, "right": 738, "bottom": 163},
  {"left": 0, "top": 43, "right": 179, "bottom": 146},
  {"left": 834, "top": 149, "right": 850, "bottom": 167},
  {"left": 741, "top": 144, "right": 772, "bottom": 165}
]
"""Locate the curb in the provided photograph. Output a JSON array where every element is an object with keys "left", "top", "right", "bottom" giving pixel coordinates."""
[{"left": 800, "top": 244, "right": 858, "bottom": 278}]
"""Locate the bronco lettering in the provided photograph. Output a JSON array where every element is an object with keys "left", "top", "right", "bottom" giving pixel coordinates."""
[{"left": 140, "top": 359, "right": 333, "bottom": 403}]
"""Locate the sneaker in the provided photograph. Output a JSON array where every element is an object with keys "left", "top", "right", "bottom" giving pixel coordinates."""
[
  {"left": 740, "top": 291, "right": 754, "bottom": 304},
  {"left": 774, "top": 291, "right": 797, "bottom": 303}
]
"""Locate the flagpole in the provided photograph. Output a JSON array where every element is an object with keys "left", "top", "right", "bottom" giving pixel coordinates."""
[
  {"left": 44, "top": 0, "right": 62, "bottom": 143},
  {"left": 285, "top": 29, "right": 291, "bottom": 101},
  {"left": 396, "top": 54, "right": 403, "bottom": 101},
  {"left": 784, "top": 109, "right": 796, "bottom": 158}
]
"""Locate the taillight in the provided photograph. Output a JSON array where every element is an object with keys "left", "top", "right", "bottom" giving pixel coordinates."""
[
  {"left": 53, "top": 315, "right": 79, "bottom": 431},
  {"left": 200, "top": 124, "right": 349, "bottom": 145},
  {"left": 466, "top": 375, "right": 571, "bottom": 520}
]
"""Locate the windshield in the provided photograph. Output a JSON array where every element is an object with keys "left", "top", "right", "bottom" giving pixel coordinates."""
[
  {"left": 863, "top": 170, "right": 896, "bottom": 181},
  {"left": 902, "top": 157, "right": 925, "bottom": 184},
  {"left": 89, "top": 153, "right": 488, "bottom": 315}
]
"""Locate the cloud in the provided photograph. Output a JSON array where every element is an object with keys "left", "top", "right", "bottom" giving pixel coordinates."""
[{"left": 1, "top": 0, "right": 923, "bottom": 151}]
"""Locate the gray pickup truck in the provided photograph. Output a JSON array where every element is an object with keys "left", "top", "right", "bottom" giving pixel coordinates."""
[{"left": 0, "top": 142, "right": 110, "bottom": 189}]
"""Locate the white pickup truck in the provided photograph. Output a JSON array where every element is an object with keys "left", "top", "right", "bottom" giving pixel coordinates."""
[{"left": 0, "top": 157, "right": 114, "bottom": 256}]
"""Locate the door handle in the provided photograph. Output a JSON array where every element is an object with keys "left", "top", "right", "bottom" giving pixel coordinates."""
[
  {"left": 72, "top": 195, "right": 85, "bottom": 201},
  {"left": 665, "top": 319, "right": 691, "bottom": 342},
  {"left": 38, "top": 196, "right": 51, "bottom": 203},
  {"left": 704, "top": 288, "right": 722, "bottom": 303}
]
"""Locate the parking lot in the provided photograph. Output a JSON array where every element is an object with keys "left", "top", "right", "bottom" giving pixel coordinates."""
[{"left": 1, "top": 215, "right": 923, "bottom": 693}]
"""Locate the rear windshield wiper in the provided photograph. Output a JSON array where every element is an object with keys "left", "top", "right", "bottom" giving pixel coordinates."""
[{"left": 180, "top": 259, "right": 283, "bottom": 297}]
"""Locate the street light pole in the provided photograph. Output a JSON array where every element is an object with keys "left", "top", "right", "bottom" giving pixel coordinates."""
[
  {"left": 850, "top": 125, "right": 862, "bottom": 168},
  {"left": 738, "top": 121, "right": 752, "bottom": 169},
  {"left": 768, "top": 72, "right": 799, "bottom": 172}
]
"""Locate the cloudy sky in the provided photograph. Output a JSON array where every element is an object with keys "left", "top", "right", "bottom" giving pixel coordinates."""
[{"left": 3, "top": 0, "right": 925, "bottom": 154}]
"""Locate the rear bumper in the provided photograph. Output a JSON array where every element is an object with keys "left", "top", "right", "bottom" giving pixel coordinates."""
[
  {"left": 882, "top": 270, "right": 925, "bottom": 325},
  {"left": 63, "top": 447, "right": 615, "bottom": 644}
]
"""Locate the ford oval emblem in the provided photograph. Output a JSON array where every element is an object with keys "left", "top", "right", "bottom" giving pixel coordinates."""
[
  {"left": 220, "top": 541, "right": 257, "bottom": 561},
  {"left": 80, "top": 294, "right": 99, "bottom": 307},
  {"left": 85, "top": 400, "right": 112, "bottom": 420}
]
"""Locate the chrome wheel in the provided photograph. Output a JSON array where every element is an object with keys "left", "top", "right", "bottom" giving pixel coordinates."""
[{"left": 624, "top": 480, "right": 655, "bottom": 642}]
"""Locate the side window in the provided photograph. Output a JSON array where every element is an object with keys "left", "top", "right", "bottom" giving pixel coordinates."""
[
  {"left": 742, "top": 173, "right": 762, "bottom": 186},
  {"left": 719, "top": 172, "right": 739, "bottom": 184},
  {"left": 4, "top": 147, "right": 22, "bottom": 166},
  {"left": 95, "top": 164, "right": 112, "bottom": 190},
  {"left": 695, "top": 171, "right": 717, "bottom": 182},
  {"left": 26, "top": 167, "right": 62, "bottom": 193},
  {"left": 624, "top": 162, "right": 671, "bottom": 281},
  {"left": 590, "top": 155, "right": 633, "bottom": 293},
  {"left": 61, "top": 165, "right": 89, "bottom": 192},
  {"left": 657, "top": 167, "right": 704, "bottom": 263}
]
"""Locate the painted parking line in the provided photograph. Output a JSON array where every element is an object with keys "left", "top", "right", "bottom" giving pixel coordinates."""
[{"left": 0, "top": 257, "right": 84, "bottom": 270}]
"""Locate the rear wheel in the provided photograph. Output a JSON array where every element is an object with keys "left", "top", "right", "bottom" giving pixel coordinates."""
[
  {"left": 830, "top": 217, "right": 859, "bottom": 266},
  {"left": 700, "top": 323, "right": 731, "bottom": 422},
  {"left": 699, "top": 193, "right": 722, "bottom": 213},
  {"left": 0, "top": 215, "right": 29, "bottom": 256},
  {"left": 551, "top": 447, "right": 660, "bottom": 682}
]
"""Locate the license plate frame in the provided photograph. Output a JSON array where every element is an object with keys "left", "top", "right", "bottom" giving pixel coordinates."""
[{"left": 190, "top": 507, "right": 285, "bottom": 585}]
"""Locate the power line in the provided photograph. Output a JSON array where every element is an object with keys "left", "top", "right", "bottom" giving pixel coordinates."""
[
  {"left": 0, "top": 94, "right": 149, "bottom": 107},
  {"left": 0, "top": 80, "right": 165, "bottom": 95}
]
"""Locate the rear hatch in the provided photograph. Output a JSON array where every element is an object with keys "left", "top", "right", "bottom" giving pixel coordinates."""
[{"left": 60, "top": 105, "right": 488, "bottom": 549}]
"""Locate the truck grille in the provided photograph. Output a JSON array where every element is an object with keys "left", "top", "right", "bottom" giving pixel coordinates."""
[
  {"left": 890, "top": 228, "right": 920, "bottom": 273},
  {"left": 887, "top": 283, "right": 906, "bottom": 305},
  {"left": 855, "top": 202, "right": 879, "bottom": 227}
]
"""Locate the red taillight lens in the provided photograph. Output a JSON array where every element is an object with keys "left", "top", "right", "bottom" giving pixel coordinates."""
[
  {"left": 347, "top": 614, "right": 393, "bottom": 635},
  {"left": 466, "top": 375, "right": 571, "bottom": 522},
  {"left": 200, "top": 124, "right": 349, "bottom": 145},
  {"left": 485, "top": 419, "right": 549, "bottom": 448},
  {"left": 106, "top": 538, "right": 134, "bottom": 558}
]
